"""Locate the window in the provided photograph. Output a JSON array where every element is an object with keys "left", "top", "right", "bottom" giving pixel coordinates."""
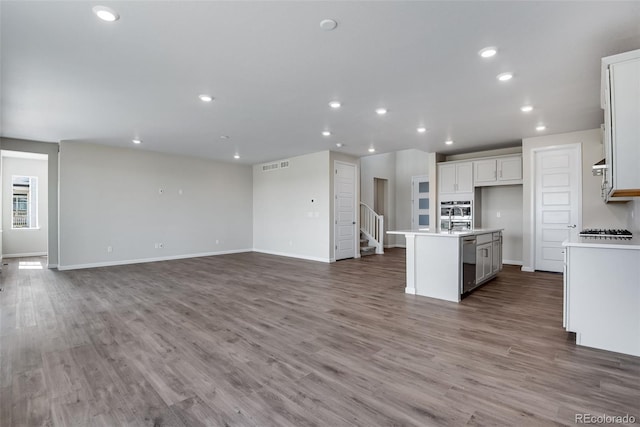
[{"left": 12, "top": 175, "right": 38, "bottom": 229}]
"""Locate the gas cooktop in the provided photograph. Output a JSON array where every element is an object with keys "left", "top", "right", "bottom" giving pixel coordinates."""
[{"left": 579, "top": 229, "right": 633, "bottom": 239}]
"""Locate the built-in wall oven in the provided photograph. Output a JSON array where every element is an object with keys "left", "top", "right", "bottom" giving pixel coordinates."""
[{"left": 440, "top": 200, "right": 472, "bottom": 231}]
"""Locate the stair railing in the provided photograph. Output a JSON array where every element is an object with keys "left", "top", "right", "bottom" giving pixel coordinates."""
[{"left": 359, "top": 203, "right": 384, "bottom": 254}]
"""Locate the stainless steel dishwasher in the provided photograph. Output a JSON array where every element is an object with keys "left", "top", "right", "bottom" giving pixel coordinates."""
[{"left": 462, "top": 237, "right": 476, "bottom": 293}]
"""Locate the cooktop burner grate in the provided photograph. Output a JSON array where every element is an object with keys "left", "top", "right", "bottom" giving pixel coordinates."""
[{"left": 579, "top": 229, "right": 633, "bottom": 239}]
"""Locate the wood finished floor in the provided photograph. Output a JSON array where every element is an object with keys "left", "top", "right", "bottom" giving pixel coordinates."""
[{"left": 0, "top": 250, "right": 638, "bottom": 426}]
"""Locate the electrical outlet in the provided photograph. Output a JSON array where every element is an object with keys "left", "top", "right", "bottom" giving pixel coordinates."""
[
  {"left": 107, "top": 246, "right": 113, "bottom": 253},
  {"left": 496, "top": 211, "right": 501, "bottom": 218},
  {"left": 158, "top": 188, "right": 164, "bottom": 195},
  {"left": 159, "top": 243, "right": 164, "bottom": 249},
  {"left": 215, "top": 239, "right": 219, "bottom": 244}
]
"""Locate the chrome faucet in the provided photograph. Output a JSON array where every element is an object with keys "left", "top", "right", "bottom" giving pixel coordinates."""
[{"left": 448, "top": 206, "right": 464, "bottom": 232}]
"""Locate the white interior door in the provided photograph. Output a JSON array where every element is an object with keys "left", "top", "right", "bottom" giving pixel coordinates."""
[
  {"left": 411, "top": 176, "right": 430, "bottom": 229},
  {"left": 535, "top": 146, "right": 581, "bottom": 272},
  {"left": 335, "top": 161, "right": 356, "bottom": 261}
]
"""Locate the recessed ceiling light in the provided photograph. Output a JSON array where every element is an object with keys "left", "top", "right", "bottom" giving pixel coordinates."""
[
  {"left": 445, "top": 140, "right": 454, "bottom": 145},
  {"left": 375, "top": 108, "right": 387, "bottom": 115},
  {"left": 521, "top": 105, "right": 533, "bottom": 113},
  {"left": 93, "top": 6, "right": 119, "bottom": 22},
  {"left": 329, "top": 101, "right": 341, "bottom": 109},
  {"left": 536, "top": 125, "right": 546, "bottom": 132},
  {"left": 479, "top": 47, "right": 497, "bottom": 58},
  {"left": 368, "top": 148, "right": 376, "bottom": 153},
  {"left": 497, "top": 72, "right": 513, "bottom": 82},
  {"left": 322, "top": 131, "right": 331, "bottom": 137},
  {"left": 233, "top": 154, "right": 240, "bottom": 159},
  {"left": 417, "top": 127, "right": 427, "bottom": 133},
  {"left": 320, "top": 19, "right": 338, "bottom": 31},
  {"left": 199, "top": 94, "right": 213, "bottom": 102},
  {"left": 132, "top": 139, "right": 142, "bottom": 144},
  {"left": 220, "top": 135, "right": 230, "bottom": 140},
  {"left": 336, "top": 143, "right": 343, "bottom": 148}
]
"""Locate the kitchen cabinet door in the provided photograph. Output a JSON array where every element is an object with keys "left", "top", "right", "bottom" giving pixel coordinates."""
[
  {"left": 476, "top": 243, "right": 492, "bottom": 283},
  {"left": 439, "top": 162, "right": 473, "bottom": 195},
  {"left": 609, "top": 56, "right": 640, "bottom": 196},
  {"left": 438, "top": 164, "right": 457, "bottom": 194},
  {"left": 474, "top": 159, "right": 497, "bottom": 184},
  {"left": 498, "top": 156, "right": 522, "bottom": 181},
  {"left": 457, "top": 163, "right": 473, "bottom": 193}
]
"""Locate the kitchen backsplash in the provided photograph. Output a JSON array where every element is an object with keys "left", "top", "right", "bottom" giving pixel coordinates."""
[{"left": 629, "top": 199, "right": 640, "bottom": 232}]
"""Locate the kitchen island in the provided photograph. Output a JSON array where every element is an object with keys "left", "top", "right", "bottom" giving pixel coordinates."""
[{"left": 388, "top": 228, "right": 503, "bottom": 302}]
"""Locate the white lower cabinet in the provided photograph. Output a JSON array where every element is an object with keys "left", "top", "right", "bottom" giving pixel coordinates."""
[
  {"left": 563, "top": 242, "right": 640, "bottom": 357},
  {"left": 475, "top": 232, "right": 501, "bottom": 286}
]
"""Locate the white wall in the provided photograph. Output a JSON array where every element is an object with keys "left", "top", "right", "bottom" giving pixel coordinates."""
[
  {"left": 253, "top": 151, "right": 331, "bottom": 262},
  {"left": 480, "top": 185, "right": 523, "bottom": 264},
  {"left": 58, "top": 142, "right": 253, "bottom": 269},
  {"left": 2, "top": 155, "right": 48, "bottom": 257},
  {"left": 522, "top": 128, "right": 631, "bottom": 271}
]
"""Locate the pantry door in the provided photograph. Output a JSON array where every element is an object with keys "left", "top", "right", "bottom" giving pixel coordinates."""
[{"left": 534, "top": 145, "right": 581, "bottom": 272}]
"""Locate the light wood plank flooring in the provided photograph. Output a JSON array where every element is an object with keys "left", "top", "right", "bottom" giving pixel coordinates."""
[{"left": 0, "top": 250, "right": 638, "bottom": 426}]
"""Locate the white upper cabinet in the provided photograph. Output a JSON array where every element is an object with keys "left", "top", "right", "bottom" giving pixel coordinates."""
[
  {"left": 601, "top": 49, "right": 640, "bottom": 200},
  {"left": 439, "top": 162, "right": 473, "bottom": 195},
  {"left": 473, "top": 155, "right": 522, "bottom": 186}
]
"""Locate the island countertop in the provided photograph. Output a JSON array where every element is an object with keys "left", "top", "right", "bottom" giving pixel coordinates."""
[{"left": 387, "top": 228, "right": 504, "bottom": 238}]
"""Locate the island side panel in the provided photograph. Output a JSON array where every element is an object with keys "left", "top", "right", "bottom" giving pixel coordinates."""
[
  {"left": 405, "top": 234, "right": 417, "bottom": 294},
  {"left": 414, "top": 235, "right": 461, "bottom": 302}
]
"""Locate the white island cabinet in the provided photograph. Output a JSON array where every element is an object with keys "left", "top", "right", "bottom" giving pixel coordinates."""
[
  {"left": 563, "top": 237, "right": 640, "bottom": 357},
  {"left": 388, "top": 229, "right": 503, "bottom": 303}
]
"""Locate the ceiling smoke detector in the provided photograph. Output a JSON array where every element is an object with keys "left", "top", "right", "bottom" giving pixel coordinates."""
[{"left": 320, "top": 19, "right": 338, "bottom": 31}]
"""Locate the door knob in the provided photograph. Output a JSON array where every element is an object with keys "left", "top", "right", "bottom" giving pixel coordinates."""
[{"left": 567, "top": 225, "right": 577, "bottom": 228}]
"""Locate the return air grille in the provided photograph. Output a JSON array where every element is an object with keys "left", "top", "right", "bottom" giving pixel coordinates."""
[{"left": 261, "top": 159, "right": 290, "bottom": 172}]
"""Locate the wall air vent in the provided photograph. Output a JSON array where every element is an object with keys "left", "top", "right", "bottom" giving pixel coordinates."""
[
  {"left": 261, "top": 159, "right": 290, "bottom": 172},
  {"left": 262, "top": 162, "right": 279, "bottom": 172}
]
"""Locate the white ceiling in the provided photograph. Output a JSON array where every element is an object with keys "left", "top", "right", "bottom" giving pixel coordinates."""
[{"left": 1, "top": 1, "right": 639, "bottom": 165}]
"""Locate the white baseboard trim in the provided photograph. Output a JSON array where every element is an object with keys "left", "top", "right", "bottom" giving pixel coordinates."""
[
  {"left": 58, "top": 249, "right": 252, "bottom": 271},
  {"left": 521, "top": 266, "right": 535, "bottom": 272},
  {"left": 3, "top": 252, "right": 47, "bottom": 258},
  {"left": 405, "top": 287, "right": 416, "bottom": 294},
  {"left": 47, "top": 264, "right": 58, "bottom": 269},
  {"left": 503, "top": 259, "right": 523, "bottom": 266},
  {"left": 393, "top": 244, "right": 406, "bottom": 249},
  {"left": 252, "top": 249, "right": 331, "bottom": 263}
]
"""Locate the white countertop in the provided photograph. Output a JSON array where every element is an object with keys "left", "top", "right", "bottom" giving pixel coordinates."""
[
  {"left": 387, "top": 228, "right": 503, "bottom": 238},
  {"left": 563, "top": 235, "right": 640, "bottom": 250}
]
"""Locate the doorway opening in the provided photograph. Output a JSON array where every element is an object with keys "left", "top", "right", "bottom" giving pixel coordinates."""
[{"left": 1, "top": 150, "right": 49, "bottom": 265}]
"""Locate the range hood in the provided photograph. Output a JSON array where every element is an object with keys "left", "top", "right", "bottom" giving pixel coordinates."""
[{"left": 592, "top": 159, "right": 607, "bottom": 176}]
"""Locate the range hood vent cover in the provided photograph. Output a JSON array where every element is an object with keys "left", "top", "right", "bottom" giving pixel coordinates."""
[{"left": 592, "top": 159, "right": 607, "bottom": 176}]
